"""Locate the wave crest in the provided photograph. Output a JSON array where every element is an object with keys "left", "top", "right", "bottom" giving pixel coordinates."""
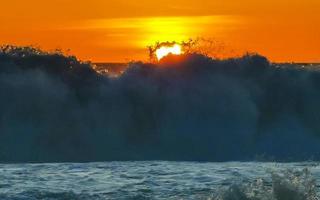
[{"left": 1, "top": 46, "right": 320, "bottom": 162}]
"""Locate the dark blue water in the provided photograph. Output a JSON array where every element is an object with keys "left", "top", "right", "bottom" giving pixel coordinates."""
[
  {"left": 0, "top": 161, "right": 319, "bottom": 199},
  {"left": 2, "top": 48, "right": 320, "bottom": 163}
]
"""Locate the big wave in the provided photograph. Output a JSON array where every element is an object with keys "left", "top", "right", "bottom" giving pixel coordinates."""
[{"left": 0, "top": 46, "right": 320, "bottom": 162}]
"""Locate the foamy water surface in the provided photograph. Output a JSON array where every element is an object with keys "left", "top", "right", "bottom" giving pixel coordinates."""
[{"left": 0, "top": 162, "right": 319, "bottom": 199}]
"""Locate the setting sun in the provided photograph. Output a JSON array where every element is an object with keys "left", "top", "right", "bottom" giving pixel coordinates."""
[{"left": 155, "top": 44, "right": 183, "bottom": 60}]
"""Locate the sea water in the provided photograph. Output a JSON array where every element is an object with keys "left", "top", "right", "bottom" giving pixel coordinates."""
[{"left": 0, "top": 161, "right": 319, "bottom": 199}]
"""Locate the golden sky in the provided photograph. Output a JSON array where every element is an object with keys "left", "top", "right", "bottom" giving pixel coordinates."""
[{"left": 1, "top": 0, "right": 319, "bottom": 62}]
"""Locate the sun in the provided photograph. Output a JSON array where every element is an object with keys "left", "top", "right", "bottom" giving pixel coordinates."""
[{"left": 155, "top": 44, "right": 182, "bottom": 60}]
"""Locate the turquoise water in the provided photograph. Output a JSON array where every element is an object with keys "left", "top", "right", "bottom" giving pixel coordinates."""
[{"left": 0, "top": 162, "right": 319, "bottom": 199}]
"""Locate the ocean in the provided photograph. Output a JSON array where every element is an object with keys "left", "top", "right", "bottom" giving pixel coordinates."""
[
  {"left": 0, "top": 161, "right": 319, "bottom": 199},
  {"left": 2, "top": 47, "right": 320, "bottom": 199}
]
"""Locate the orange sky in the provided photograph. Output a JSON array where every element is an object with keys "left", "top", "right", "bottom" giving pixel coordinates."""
[{"left": 1, "top": 0, "right": 319, "bottom": 62}]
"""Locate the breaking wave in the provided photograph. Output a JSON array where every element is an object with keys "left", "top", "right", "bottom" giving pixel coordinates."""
[
  {"left": 213, "top": 168, "right": 318, "bottom": 200},
  {"left": 1, "top": 46, "right": 320, "bottom": 162}
]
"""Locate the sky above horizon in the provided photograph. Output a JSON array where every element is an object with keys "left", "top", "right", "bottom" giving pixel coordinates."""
[{"left": 1, "top": 0, "right": 319, "bottom": 62}]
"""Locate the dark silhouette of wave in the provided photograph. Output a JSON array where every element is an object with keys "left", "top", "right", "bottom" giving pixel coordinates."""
[{"left": 1, "top": 45, "right": 320, "bottom": 162}]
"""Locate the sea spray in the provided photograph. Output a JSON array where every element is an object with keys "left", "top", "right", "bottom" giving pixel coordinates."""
[
  {"left": 1, "top": 46, "right": 320, "bottom": 162},
  {"left": 213, "top": 168, "right": 318, "bottom": 200}
]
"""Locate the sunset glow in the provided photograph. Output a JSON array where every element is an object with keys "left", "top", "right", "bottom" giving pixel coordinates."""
[
  {"left": 155, "top": 44, "right": 182, "bottom": 60},
  {"left": 0, "top": 0, "right": 319, "bottom": 62}
]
